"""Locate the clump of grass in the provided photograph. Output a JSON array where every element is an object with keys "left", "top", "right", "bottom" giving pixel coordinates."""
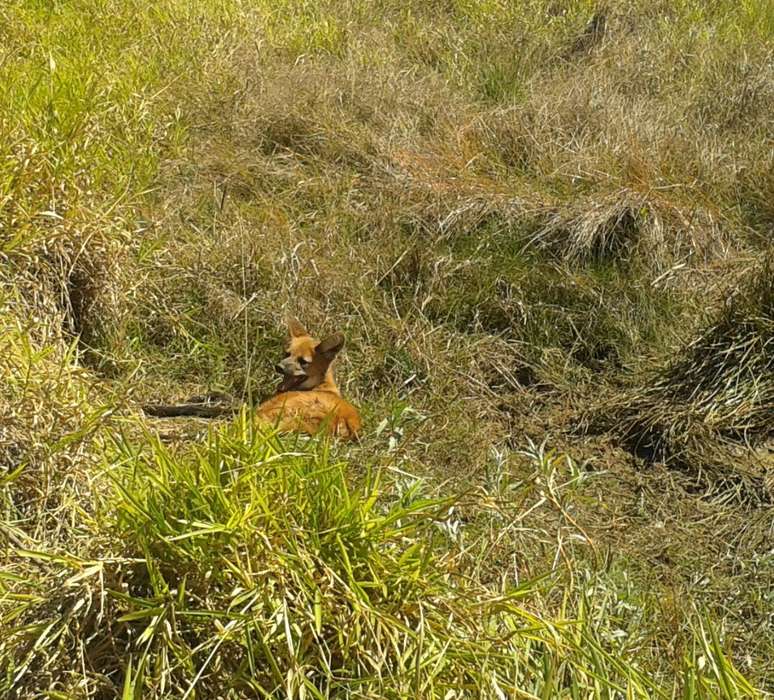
[
  {"left": 103, "top": 418, "right": 651, "bottom": 698},
  {"left": 0, "top": 0, "right": 239, "bottom": 363},
  {"left": 1, "top": 419, "right": 758, "bottom": 697},
  {"left": 604, "top": 252, "right": 774, "bottom": 491},
  {"left": 0, "top": 307, "right": 109, "bottom": 534},
  {"left": 530, "top": 187, "right": 729, "bottom": 266}
]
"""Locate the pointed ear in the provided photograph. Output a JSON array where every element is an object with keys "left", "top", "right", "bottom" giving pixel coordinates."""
[
  {"left": 316, "top": 333, "right": 345, "bottom": 358},
  {"left": 287, "top": 317, "right": 308, "bottom": 338}
]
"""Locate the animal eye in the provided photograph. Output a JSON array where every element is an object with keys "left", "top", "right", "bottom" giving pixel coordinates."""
[{"left": 283, "top": 351, "right": 291, "bottom": 358}]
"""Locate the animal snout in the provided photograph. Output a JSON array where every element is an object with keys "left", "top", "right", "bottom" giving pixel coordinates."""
[{"left": 277, "top": 357, "right": 305, "bottom": 376}]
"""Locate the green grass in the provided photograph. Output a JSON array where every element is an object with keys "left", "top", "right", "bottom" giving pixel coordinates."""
[
  {"left": 1, "top": 0, "right": 773, "bottom": 696},
  {"left": 1, "top": 421, "right": 759, "bottom": 697}
]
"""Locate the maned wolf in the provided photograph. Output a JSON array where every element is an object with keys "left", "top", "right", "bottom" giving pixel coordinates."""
[{"left": 143, "top": 318, "right": 361, "bottom": 440}]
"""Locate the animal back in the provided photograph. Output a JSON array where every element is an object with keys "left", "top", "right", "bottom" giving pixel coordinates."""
[{"left": 255, "top": 390, "right": 361, "bottom": 439}]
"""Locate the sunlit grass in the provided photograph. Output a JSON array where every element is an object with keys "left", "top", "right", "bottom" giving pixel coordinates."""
[
  {"left": 1, "top": 0, "right": 772, "bottom": 695},
  {"left": 1, "top": 418, "right": 759, "bottom": 697}
]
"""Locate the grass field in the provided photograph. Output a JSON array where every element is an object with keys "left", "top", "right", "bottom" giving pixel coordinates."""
[{"left": 1, "top": 0, "right": 773, "bottom": 696}]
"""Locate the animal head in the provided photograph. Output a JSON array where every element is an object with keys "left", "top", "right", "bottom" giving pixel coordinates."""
[{"left": 274, "top": 318, "right": 345, "bottom": 393}]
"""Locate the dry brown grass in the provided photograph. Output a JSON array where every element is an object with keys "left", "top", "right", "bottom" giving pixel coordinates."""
[
  {"left": 1, "top": 0, "right": 773, "bottom": 694},
  {"left": 599, "top": 251, "right": 774, "bottom": 493}
]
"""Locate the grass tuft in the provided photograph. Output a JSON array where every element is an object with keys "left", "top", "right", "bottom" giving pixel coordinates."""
[
  {"left": 600, "top": 251, "right": 774, "bottom": 492},
  {"left": 2, "top": 421, "right": 760, "bottom": 697}
]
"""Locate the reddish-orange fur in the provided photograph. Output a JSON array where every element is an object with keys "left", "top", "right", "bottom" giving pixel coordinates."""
[
  {"left": 256, "top": 391, "right": 362, "bottom": 440},
  {"left": 256, "top": 319, "right": 362, "bottom": 440},
  {"left": 143, "top": 319, "right": 361, "bottom": 440}
]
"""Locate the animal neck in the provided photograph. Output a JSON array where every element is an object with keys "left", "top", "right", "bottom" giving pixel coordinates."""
[{"left": 315, "top": 367, "right": 341, "bottom": 395}]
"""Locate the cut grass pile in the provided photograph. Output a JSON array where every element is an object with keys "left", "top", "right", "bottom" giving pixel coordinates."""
[
  {"left": 1, "top": 0, "right": 773, "bottom": 695},
  {"left": 605, "top": 252, "right": 774, "bottom": 490}
]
